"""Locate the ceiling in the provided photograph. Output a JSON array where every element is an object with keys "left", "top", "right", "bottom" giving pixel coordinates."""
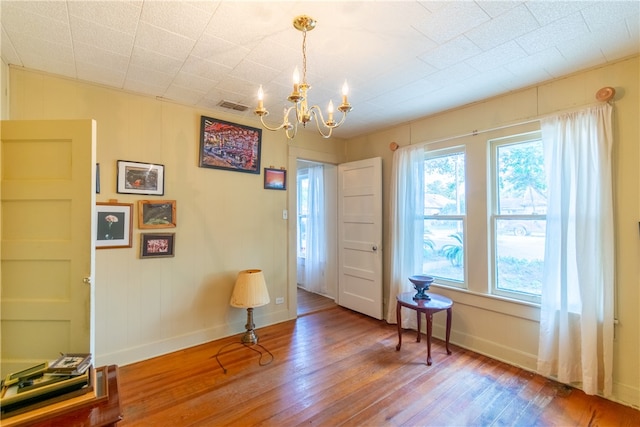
[{"left": 1, "top": 1, "right": 638, "bottom": 139}]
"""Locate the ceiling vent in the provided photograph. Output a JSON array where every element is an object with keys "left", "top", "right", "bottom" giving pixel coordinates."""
[{"left": 218, "top": 100, "right": 250, "bottom": 112}]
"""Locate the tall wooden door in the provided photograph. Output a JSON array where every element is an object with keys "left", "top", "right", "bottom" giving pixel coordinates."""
[
  {"left": 337, "top": 157, "right": 383, "bottom": 319},
  {"left": 1, "top": 119, "right": 96, "bottom": 376}
]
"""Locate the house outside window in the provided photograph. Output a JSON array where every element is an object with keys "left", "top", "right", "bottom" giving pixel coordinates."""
[
  {"left": 423, "top": 148, "right": 466, "bottom": 286},
  {"left": 490, "top": 132, "right": 546, "bottom": 303}
]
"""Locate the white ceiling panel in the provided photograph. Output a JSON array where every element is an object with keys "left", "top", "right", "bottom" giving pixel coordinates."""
[{"left": 1, "top": 0, "right": 637, "bottom": 139}]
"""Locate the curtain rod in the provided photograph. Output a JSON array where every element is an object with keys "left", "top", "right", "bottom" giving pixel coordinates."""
[{"left": 390, "top": 87, "right": 615, "bottom": 152}]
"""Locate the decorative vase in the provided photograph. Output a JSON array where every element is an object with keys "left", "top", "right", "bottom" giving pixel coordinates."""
[{"left": 409, "top": 275, "right": 434, "bottom": 300}]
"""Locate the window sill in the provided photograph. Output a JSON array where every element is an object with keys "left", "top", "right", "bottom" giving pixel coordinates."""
[{"left": 430, "top": 284, "right": 540, "bottom": 322}]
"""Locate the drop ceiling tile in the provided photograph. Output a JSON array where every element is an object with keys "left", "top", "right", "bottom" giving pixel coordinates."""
[
  {"left": 126, "top": 63, "right": 174, "bottom": 90},
  {"left": 578, "top": 1, "right": 639, "bottom": 29},
  {"left": 413, "top": 1, "right": 491, "bottom": 44},
  {"left": 2, "top": 3, "right": 71, "bottom": 46},
  {"left": 181, "top": 55, "right": 231, "bottom": 81},
  {"left": 424, "top": 62, "right": 479, "bottom": 87},
  {"left": 140, "top": 1, "right": 213, "bottom": 40},
  {"left": 1, "top": 27, "right": 21, "bottom": 65},
  {"left": 74, "top": 42, "right": 129, "bottom": 72},
  {"left": 70, "top": 16, "right": 135, "bottom": 57},
  {"left": 504, "top": 48, "right": 562, "bottom": 80},
  {"left": 476, "top": 0, "right": 523, "bottom": 18},
  {"left": 172, "top": 71, "right": 218, "bottom": 93},
  {"left": 68, "top": 1, "right": 141, "bottom": 35},
  {"left": 123, "top": 78, "right": 168, "bottom": 98},
  {"left": 3, "top": 0, "right": 69, "bottom": 24},
  {"left": 191, "top": 33, "right": 250, "bottom": 68},
  {"left": 419, "top": 36, "right": 482, "bottom": 70},
  {"left": 466, "top": 41, "right": 528, "bottom": 72},
  {"left": 76, "top": 61, "right": 126, "bottom": 88},
  {"left": 465, "top": 4, "right": 540, "bottom": 51},
  {"left": 516, "top": 12, "right": 590, "bottom": 54},
  {"left": 130, "top": 46, "right": 184, "bottom": 76},
  {"left": 525, "top": 1, "right": 591, "bottom": 26},
  {"left": 557, "top": 23, "right": 630, "bottom": 64},
  {"left": 162, "top": 84, "right": 206, "bottom": 105},
  {"left": 134, "top": 21, "right": 196, "bottom": 61}
]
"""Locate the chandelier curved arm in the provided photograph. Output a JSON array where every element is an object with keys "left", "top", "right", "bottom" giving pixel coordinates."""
[
  {"left": 308, "top": 106, "right": 349, "bottom": 139},
  {"left": 257, "top": 106, "right": 297, "bottom": 132}
]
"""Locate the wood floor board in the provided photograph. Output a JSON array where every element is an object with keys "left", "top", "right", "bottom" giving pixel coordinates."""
[{"left": 117, "top": 306, "right": 640, "bottom": 426}]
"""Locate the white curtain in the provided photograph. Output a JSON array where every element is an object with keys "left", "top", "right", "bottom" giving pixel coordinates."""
[
  {"left": 537, "top": 103, "right": 614, "bottom": 396},
  {"left": 304, "top": 165, "right": 327, "bottom": 295},
  {"left": 386, "top": 144, "right": 425, "bottom": 327}
]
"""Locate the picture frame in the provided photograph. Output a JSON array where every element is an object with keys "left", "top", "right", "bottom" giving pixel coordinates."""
[
  {"left": 140, "top": 233, "right": 175, "bottom": 259},
  {"left": 199, "top": 116, "right": 261, "bottom": 174},
  {"left": 138, "top": 200, "right": 177, "bottom": 229},
  {"left": 117, "top": 160, "right": 165, "bottom": 195},
  {"left": 96, "top": 202, "right": 133, "bottom": 249},
  {"left": 264, "top": 168, "right": 286, "bottom": 190}
]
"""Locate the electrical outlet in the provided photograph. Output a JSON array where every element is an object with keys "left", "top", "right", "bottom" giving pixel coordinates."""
[
  {"left": 282, "top": 210, "right": 288, "bottom": 220},
  {"left": 275, "top": 297, "right": 284, "bottom": 304}
]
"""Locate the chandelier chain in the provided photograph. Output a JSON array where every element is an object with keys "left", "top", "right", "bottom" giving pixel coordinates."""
[{"left": 302, "top": 29, "right": 307, "bottom": 84}]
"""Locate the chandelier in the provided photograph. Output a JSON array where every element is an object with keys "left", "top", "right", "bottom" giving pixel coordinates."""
[{"left": 254, "top": 15, "right": 352, "bottom": 139}]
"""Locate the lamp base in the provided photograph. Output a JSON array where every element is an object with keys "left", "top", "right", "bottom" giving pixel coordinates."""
[{"left": 241, "top": 307, "right": 259, "bottom": 345}]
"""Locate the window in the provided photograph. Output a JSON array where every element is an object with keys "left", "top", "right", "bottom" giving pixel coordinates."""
[
  {"left": 423, "top": 148, "right": 466, "bottom": 285},
  {"left": 490, "top": 132, "right": 546, "bottom": 302},
  {"left": 297, "top": 171, "right": 308, "bottom": 258}
]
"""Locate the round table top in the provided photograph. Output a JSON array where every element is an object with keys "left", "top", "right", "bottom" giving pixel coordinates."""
[{"left": 396, "top": 291, "right": 453, "bottom": 310}]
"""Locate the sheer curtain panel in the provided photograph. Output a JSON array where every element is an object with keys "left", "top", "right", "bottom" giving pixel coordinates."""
[
  {"left": 304, "top": 165, "right": 327, "bottom": 295},
  {"left": 537, "top": 103, "right": 614, "bottom": 396},
  {"left": 387, "top": 144, "right": 425, "bottom": 327}
]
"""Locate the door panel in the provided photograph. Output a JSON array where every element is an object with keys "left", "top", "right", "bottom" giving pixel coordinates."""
[
  {"left": 1, "top": 120, "right": 96, "bottom": 376},
  {"left": 338, "top": 157, "right": 382, "bottom": 319}
]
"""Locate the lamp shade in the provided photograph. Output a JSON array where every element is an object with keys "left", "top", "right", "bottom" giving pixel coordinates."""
[{"left": 230, "top": 269, "right": 270, "bottom": 308}]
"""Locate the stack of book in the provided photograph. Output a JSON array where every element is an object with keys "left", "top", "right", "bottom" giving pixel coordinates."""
[{"left": 1, "top": 353, "right": 94, "bottom": 418}]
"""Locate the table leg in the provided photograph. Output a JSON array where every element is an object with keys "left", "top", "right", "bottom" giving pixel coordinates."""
[
  {"left": 395, "top": 301, "right": 402, "bottom": 351},
  {"left": 445, "top": 307, "right": 452, "bottom": 355},
  {"left": 426, "top": 312, "right": 433, "bottom": 365},
  {"left": 416, "top": 310, "right": 421, "bottom": 342}
]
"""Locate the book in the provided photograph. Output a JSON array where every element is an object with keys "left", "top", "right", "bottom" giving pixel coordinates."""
[{"left": 46, "top": 353, "right": 92, "bottom": 375}]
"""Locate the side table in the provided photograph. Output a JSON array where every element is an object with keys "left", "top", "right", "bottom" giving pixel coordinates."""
[{"left": 396, "top": 292, "right": 453, "bottom": 365}]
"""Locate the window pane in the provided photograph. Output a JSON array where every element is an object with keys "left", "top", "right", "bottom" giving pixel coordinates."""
[
  {"left": 497, "top": 141, "right": 546, "bottom": 215},
  {"left": 495, "top": 219, "right": 545, "bottom": 296},
  {"left": 425, "top": 152, "right": 465, "bottom": 215},
  {"left": 423, "top": 219, "right": 464, "bottom": 282}
]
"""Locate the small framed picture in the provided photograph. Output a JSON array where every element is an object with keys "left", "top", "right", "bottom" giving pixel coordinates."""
[
  {"left": 96, "top": 202, "right": 133, "bottom": 249},
  {"left": 199, "top": 116, "right": 261, "bottom": 174},
  {"left": 140, "top": 233, "right": 175, "bottom": 259},
  {"left": 117, "top": 160, "right": 165, "bottom": 195},
  {"left": 264, "top": 168, "right": 286, "bottom": 190},
  {"left": 138, "top": 200, "right": 176, "bottom": 229}
]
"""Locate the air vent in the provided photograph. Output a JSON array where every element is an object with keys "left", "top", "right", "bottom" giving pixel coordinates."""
[{"left": 218, "top": 100, "right": 250, "bottom": 112}]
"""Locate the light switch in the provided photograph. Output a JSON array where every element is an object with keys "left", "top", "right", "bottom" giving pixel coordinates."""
[{"left": 282, "top": 209, "right": 288, "bottom": 220}]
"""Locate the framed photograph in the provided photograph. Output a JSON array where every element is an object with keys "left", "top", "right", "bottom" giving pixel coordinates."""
[
  {"left": 96, "top": 202, "right": 133, "bottom": 249},
  {"left": 199, "top": 116, "right": 261, "bottom": 174},
  {"left": 264, "top": 168, "right": 286, "bottom": 190},
  {"left": 138, "top": 200, "right": 176, "bottom": 229},
  {"left": 117, "top": 160, "right": 165, "bottom": 195},
  {"left": 140, "top": 233, "right": 175, "bottom": 259}
]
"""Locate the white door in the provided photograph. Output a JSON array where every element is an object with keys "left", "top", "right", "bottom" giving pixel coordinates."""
[
  {"left": 337, "top": 157, "right": 383, "bottom": 319},
  {"left": 1, "top": 119, "right": 96, "bottom": 376}
]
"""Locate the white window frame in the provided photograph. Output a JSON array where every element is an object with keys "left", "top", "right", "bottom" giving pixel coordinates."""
[
  {"left": 489, "top": 131, "right": 544, "bottom": 304},
  {"left": 424, "top": 146, "right": 467, "bottom": 289}
]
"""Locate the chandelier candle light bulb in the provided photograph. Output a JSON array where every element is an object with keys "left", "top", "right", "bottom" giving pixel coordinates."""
[{"left": 254, "top": 15, "right": 352, "bottom": 139}]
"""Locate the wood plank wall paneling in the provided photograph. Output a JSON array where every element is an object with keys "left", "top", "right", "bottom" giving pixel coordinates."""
[{"left": 117, "top": 306, "right": 640, "bottom": 426}]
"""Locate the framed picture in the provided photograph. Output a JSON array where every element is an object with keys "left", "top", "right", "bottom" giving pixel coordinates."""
[
  {"left": 96, "top": 202, "right": 133, "bottom": 249},
  {"left": 117, "top": 160, "right": 165, "bottom": 195},
  {"left": 199, "top": 116, "right": 261, "bottom": 174},
  {"left": 138, "top": 200, "right": 176, "bottom": 229},
  {"left": 140, "top": 233, "right": 175, "bottom": 259},
  {"left": 264, "top": 168, "right": 286, "bottom": 190}
]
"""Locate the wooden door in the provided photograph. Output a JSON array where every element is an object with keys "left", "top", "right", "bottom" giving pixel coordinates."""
[
  {"left": 1, "top": 119, "right": 96, "bottom": 376},
  {"left": 337, "top": 157, "right": 383, "bottom": 319}
]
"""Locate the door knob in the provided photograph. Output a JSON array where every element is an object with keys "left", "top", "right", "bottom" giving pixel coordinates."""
[{"left": 372, "top": 245, "right": 378, "bottom": 251}]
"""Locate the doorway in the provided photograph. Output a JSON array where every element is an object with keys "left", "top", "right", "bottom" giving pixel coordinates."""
[{"left": 295, "top": 160, "right": 337, "bottom": 316}]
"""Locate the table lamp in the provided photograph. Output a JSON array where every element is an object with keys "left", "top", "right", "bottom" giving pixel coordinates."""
[{"left": 230, "top": 269, "right": 270, "bottom": 344}]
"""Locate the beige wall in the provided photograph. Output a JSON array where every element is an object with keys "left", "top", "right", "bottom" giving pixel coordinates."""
[
  {"left": 345, "top": 55, "right": 639, "bottom": 407},
  {"left": 7, "top": 66, "right": 343, "bottom": 368}
]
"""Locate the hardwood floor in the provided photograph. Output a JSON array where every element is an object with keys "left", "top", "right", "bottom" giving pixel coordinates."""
[
  {"left": 118, "top": 306, "right": 639, "bottom": 426},
  {"left": 297, "top": 287, "right": 336, "bottom": 316}
]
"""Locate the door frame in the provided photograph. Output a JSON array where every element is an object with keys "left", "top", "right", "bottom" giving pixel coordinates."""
[{"left": 287, "top": 146, "right": 341, "bottom": 318}]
